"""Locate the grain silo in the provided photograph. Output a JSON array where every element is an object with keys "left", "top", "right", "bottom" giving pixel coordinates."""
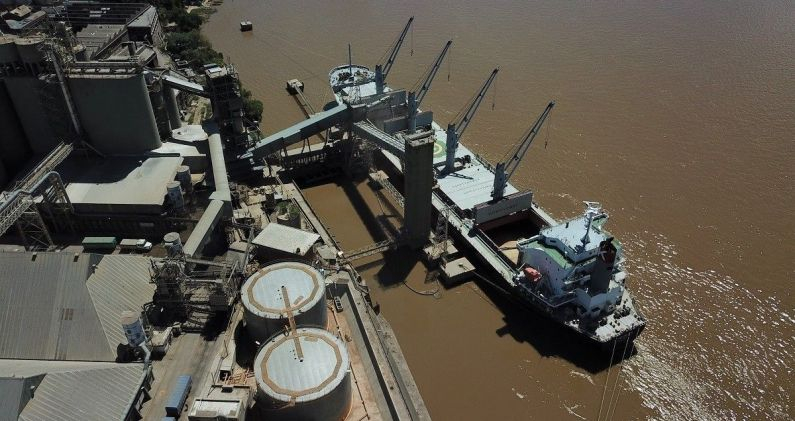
[
  {"left": 14, "top": 36, "right": 45, "bottom": 75},
  {"left": 0, "top": 35, "right": 19, "bottom": 71},
  {"left": 4, "top": 37, "right": 60, "bottom": 155},
  {"left": 0, "top": 79, "right": 30, "bottom": 178},
  {"left": 0, "top": 159, "right": 7, "bottom": 189},
  {"left": 241, "top": 262, "right": 328, "bottom": 343},
  {"left": 254, "top": 328, "right": 352, "bottom": 421},
  {"left": 68, "top": 71, "right": 162, "bottom": 154}
]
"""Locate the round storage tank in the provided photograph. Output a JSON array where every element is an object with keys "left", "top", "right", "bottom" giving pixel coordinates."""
[
  {"left": 166, "top": 181, "right": 184, "bottom": 210},
  {"left": 121, "top": 311, "right": 146, "bottom": 347},
  {"left": 176, "top": 165, "right": 191, "bottom": 190},
  {"left": 242, "top": 262, "right": 327, "bottom": 343},
  {"left": 163, "top": 232, "right": 183, "bottom": 256},
  {"left": 254, "top": 328, "right": 351, "bottom": 421}
]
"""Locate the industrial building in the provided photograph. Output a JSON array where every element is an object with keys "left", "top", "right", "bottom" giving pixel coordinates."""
[
  {"left": 0, "top": 360, "right": 152, "bottom": 421},
  {"left": 0, "top": 7, "right": 429, "bottom": 421},
  {"left": 0, "top": 5, "right": 246, "bottom": 246},
  {"left": 0, "top": 252, "right": 155, "bottom": 420},
  {"left": 0, "top": 252, "right": 154, "bottom": 361}
]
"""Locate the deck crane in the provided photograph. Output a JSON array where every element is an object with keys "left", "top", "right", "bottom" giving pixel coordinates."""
[
  {"left": 491, "top": 101, "right": 555, "bottom": 200},
  {"left": 408, "top": 40, "right": 453, "bottom": 133},
  {"left": 375, "top": 16, "right": 414, "bottom": 95},
  {"left": 444, "top": 67, "right": 499, "bottom": 173}
]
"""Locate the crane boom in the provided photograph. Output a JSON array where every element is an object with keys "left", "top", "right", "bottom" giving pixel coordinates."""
[
  {"left": 408, "top": 40, "right": 452, "bottom": 133},
  {"left": 414, "top": 40, "right": 452, "bottom": 105},
  {"left": 375, "top": 16, "right": 414, "bottom": 94},
  {"left": 453, "top": 67, "right": 499, "bottom": 139},
  {"left": 491, "top": 101, "right": 555, "bottom": 200},
  {"left": 444, "top": 68, "right": 499, "bottom": 172}
]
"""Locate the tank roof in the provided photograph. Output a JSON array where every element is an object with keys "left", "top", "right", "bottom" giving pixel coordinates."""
[
  {"left": 255, "top": 328, "right": 349, "bottom": 403},
  {"left": 242, "top": 261, "right": 324, "bottom": 318}
]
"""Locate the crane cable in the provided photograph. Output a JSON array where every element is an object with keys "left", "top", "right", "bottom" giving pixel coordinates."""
[
  {"left": 596, "top": 339, "right": 618, "bottom": 421},
  {"left": 604, "top": 333, "right": 634, "bottom": 421},
  {"left": 447, "top": 44, "right": 452, "bottom": 81},
  {"left": 491, "top": 74, "right": 497, "bottom": 110},
  {"left": 410, "top": 24, "right": 414, "bottom": 56},
  {"left": 606, "top": 331, "right": 637, "bottom": 421},
  {"left": 450, "top": 71, "right": 493, "bottom": 126}
]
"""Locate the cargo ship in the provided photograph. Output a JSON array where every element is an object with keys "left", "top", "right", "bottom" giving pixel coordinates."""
[{"left": 325, "top": 33, "right": 646, "bottom": 351}]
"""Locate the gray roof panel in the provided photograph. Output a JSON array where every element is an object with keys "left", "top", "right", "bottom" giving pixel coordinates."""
[
  {"left": 17, "top": 364, "right": 147, "bottom": 421},
  {"left": 252, "top": 223, "right": 320, "bottom": 255},
  {"left": 0, "top": 252, "right": 154, "bottom": 361},
  {"left": 86, "top": 255, "right": 155, "bottom": 352}
]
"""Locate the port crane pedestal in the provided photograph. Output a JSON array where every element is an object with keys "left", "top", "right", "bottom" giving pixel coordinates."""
[{"left": 468, "top": 101, "right": 554, "bottom": 226}]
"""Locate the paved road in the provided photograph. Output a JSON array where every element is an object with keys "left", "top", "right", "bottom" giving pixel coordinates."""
[{"left": 140, "top": 333, "right": 217, "bottom": 420}]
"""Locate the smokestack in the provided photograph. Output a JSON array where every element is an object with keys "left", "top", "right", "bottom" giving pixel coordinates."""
[{"left": 591, "top": 240, "right": 617, "bottom": 294}]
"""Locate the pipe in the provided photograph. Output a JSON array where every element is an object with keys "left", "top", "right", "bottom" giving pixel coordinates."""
[{"left": 163, "top": 86, "right": 182, "bottom": 129}]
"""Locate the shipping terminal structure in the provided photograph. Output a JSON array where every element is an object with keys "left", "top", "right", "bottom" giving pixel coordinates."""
[
  {"left": 0, "top": 6, "right": 643, "bottom": 421},
  {"left": 245, "top": 17, "right": 646, "bottom": 349}
]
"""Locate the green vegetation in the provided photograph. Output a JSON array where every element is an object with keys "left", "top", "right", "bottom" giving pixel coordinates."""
[
  {"left": 241, "top": 88, "right": 263, "bottom": 122},
  {"left": 277, "top": 202, "right": 300, "bottom": 219},
  {"left": 149, "top": 0, "right": 263, "bottom": 123},
  {"left": 165, "top": 31, "right": 223, "bottom": 67}
]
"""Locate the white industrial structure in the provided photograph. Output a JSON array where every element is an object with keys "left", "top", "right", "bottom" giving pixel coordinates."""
[
  {"left": 241, "top": 261, "right": 328, "bottom": 343},
  {"left": 253, "top": 327, "right": 352, "bottom": 420}
]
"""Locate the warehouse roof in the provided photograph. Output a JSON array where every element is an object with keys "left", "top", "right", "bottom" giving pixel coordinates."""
[
  {"left": 0, "top": 252, "right": 154, "bottom": 361},
  {"left": 0, "top": 361, "right": 148, "bottom": 421},
  {"left": 61, "top": 156, "right": 183, "bottom": 213},
  {"left": 253, "top": 223, "right": 320, "bottom": 256},
  {"left": 127, "top": 6, "right": 158, "bottom": 28}
]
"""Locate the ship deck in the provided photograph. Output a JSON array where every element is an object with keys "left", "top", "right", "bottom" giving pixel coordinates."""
[{"left": 379, "top": 118, "right": 557, "bottom": 287}]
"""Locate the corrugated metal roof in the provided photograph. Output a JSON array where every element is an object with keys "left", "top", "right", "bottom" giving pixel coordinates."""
[
  {"left": 0, "top": 252, "right": 110, "bottom": 361},
  {"left": 0, "top": 360, "right": 124, "bottom": 377},
  {"left": 17, "top": 364, "right": 147, "bottom": 421},
  {"left": 86, "top": 255, "right": 155, "bottom": 352},
  {"left": 253, "top": 223, "right": 320, "bottom": 255},
  {"left": 0, "top": 252, "right": 154, "bottom": 362},
  {"left": 0, "top": 377, "right": 27, "bottom": 421}
]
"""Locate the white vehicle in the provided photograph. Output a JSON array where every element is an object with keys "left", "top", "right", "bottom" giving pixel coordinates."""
[{"left": 119, "top": 238, "right": 153, "bottom": 252}]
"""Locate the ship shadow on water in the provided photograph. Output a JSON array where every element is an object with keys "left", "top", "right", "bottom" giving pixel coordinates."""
[
  {"left": 301, "top": 174, "right": 635, "bottom": 371},
  {"left": 476, "top": 277, "right": 639, "bottom": 372}
]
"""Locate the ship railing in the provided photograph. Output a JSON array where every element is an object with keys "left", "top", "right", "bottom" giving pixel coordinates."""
[{"left": 518, "top": 283, "right": 577, "bottom": 308}]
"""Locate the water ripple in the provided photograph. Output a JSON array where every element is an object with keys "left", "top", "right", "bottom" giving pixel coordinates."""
[{"left": 622, "top": 232, "right": 793, "bottom": 420}]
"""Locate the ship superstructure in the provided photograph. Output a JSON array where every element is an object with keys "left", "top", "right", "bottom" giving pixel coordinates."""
[{"left": 514, "top": 203, "right": 645, "bottom": 345}]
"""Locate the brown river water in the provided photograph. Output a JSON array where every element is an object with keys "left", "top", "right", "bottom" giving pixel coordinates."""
[{"left": 204, "top": 1, "right": 794, "bottom": 419}]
